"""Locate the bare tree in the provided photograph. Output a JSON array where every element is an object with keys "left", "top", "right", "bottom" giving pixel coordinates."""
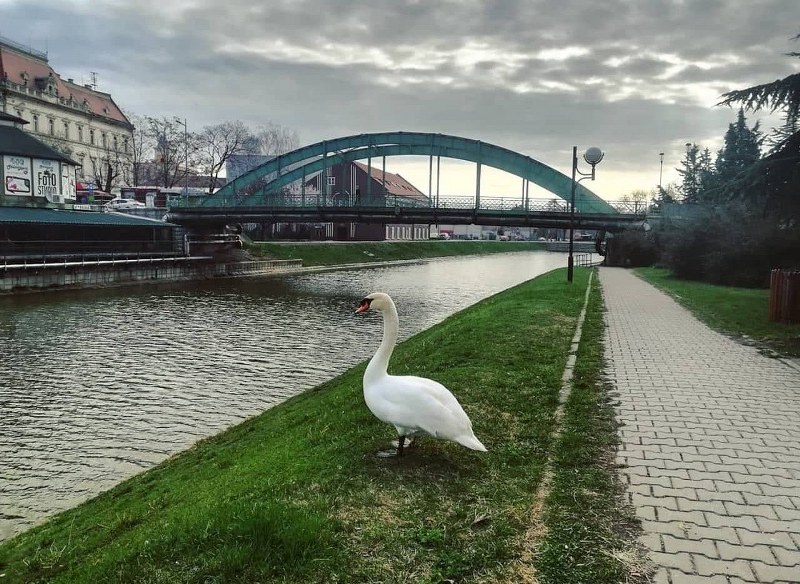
[
  {"left": 195, "top": 121, "right": 257, "bottom": 194},
  {"left": 253, "top": 122, "right": 300, "bottom": 156},
  {"left": 147, "top": 116, "right": 187, "bottom": 188},
  {"left": 88, "top": 134, "right": 133, "bottom": 193},
  {"left": 620, "top": 188, "right": 654, "bottom": 211},
  {"left": 127, "top": 113, "right": 154, "bottom": 187}
]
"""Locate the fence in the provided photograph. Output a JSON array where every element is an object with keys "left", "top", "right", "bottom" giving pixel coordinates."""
[{"left": 768, "top": 269, "right": 800, "bottom": 324}]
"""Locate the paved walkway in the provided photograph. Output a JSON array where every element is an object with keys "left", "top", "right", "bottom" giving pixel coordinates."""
[{"left": 600, "top": 268, "right": 800, "bottom": 584}]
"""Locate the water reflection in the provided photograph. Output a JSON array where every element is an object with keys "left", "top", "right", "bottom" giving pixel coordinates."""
[{"left": 0, "top": 251, "right": 565, "bottom": 539}]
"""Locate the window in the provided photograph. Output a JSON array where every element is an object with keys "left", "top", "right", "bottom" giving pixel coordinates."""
[
  {"left": 63, "top": 120, "right": 70, "bottom": 139},
  {"left": 101, "top": 133, "right": 107, "bottom": 148},
  {"left": 124, "top": 138, "right": 129, "bottom": 153},
  {"left": 78, "top": 125, "right": 83, "bottom": 142},
  {"left": 48, "top": 118, "right": 55, "bottom": 135},
  {"left": 33, "top": 114, "right": 39, "bottom": 132},
  {"left": 89, "top": 129, "right": 95, "bottom": 145},
  {"left": 113, "top": 136, "right": 118, "bottom": 151}
]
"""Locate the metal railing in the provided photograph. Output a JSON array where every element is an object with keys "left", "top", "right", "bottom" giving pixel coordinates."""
[
  {"left": 170, "top": 192, "right": 651, "bottom": 215},
  {"left": 1, "top": 240, "right": 178, "bottom": 264}
]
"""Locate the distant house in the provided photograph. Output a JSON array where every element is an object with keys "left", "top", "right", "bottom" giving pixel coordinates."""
[
  {"left": 303, "top": 161, "right": 431, "bottom": 240},
  {"left": 0, "top": 35, "right": 133, "bottom": 189}
]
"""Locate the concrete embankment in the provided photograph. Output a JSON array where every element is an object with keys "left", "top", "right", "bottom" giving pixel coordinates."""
[{"left": 0, "top": 258, "right": 302, "bottom": 294}]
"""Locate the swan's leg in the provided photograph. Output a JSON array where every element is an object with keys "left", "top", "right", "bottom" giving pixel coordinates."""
[
  {"left": 397, "top": 435, "right": 406, "bottom": 457},
  {"left": 391, "top": 436, "right": 415, "bottom": 448}
]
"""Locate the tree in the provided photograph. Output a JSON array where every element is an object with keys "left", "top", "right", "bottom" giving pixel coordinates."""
[
  {"left": 147, "top": 117, "right": 188, "bottom": 189},
  {"left": 195, "top": 121, "right": 258, "bottom": 194},
  {"left": 127, "top": 113, "right": 154, "bottom": 187},
  {"left": 677, "top": 143, "right": 702, "bottom": 203},
  {"left": 717, "top": 33, "right": 799, "bottom": 219},
  {"left": 718, "top": 32, "right": 800, "bottom": 153},
  {"left": 88, "top": 138, "right": 129, "bottom": 193},
  {"left": 652, "top": 183, "right": 680, "bottom": 211},
  {"left": 715, "top": 109, "right": 762, "bottom": 184},
  {"left": 253, "top": 122, "right": 300, "bottom": 156},
  {"left": 620, "top": 188, "right": 653, "bottom": 212}
]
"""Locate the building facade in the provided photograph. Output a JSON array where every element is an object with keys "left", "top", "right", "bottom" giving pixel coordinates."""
[
  {"left": 305, "top": 161, "right": 432, "bottom": 240},
  {"left": 0, "top": 36, "right": 133, "bottom": 190}
]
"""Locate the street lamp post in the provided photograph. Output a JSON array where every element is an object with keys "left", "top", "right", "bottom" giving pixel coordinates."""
[
  {"left": 567, "top": 146, "right": 604, "bottom": 283},
  {"left": 659, "top": 152, "right": 664, "bottom": 192}
]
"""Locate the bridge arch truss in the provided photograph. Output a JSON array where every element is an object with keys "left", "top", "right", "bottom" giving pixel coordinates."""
[{"left": 204, "top": 132, "right": 615, "bottom": 214}]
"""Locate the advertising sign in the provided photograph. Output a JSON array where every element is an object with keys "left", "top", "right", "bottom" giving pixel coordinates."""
[
  {"left": 60, "top": 163, "right": 77, "bottom": 201},
  {"left": 2, "top": 155, "right": 33, "bottom": 196},
  {"left": 33, "top": 158, "right": 61, "bottom": 202}
]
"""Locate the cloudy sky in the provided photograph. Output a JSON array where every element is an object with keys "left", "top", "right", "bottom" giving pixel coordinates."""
[{"left": 2, "top": 0, "right": 798, "bottom": 200}]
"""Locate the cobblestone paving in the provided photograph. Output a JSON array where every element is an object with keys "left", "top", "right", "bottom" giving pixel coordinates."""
[{"left": 600, "top": 268, "right": 800, "bottom": 584}]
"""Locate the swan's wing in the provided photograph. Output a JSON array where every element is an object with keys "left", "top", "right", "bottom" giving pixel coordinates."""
[
  {"left": 400, "top": 375, "right": 471, "bottom": 419},
  {"left": 376, "top": 375, "right": 475, "bottom": 439}
]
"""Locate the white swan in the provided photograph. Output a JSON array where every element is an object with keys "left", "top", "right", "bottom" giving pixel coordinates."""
[{"left": 355, "top": 292, "right": 487, "bottom": 456}]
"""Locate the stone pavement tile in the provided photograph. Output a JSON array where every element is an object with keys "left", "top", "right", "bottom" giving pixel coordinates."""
[
  {"left": 715, "top": 541, "right": 779, "bottom": 564},
  {"left": 750, "top": 561, "right": 800, "bottom": 583},
  {"left": 692, "top": 555, "right": 756, "bottom": 580},
  {"left": 600, "top": 268, "right": 800, "bottom": 582},
  {"left": 771, "top": 546, "right": 800, "bottom": 567},
  {"left": 667, "top": 571, "right": 729, "bottom": 583}
]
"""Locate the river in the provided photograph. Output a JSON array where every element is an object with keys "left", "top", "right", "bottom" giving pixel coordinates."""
[{"left": 0, "top": 251, "right": 566, "bottom": 540}]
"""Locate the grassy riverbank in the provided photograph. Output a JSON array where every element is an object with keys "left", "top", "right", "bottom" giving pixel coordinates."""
[
  {"left": 0, "top": 268, "right": 642, "bottom": 583},
  {"left": 635, "top": 267, "right": 800, "bottom": 357},
  {"left": 247, "top": 240, "right": 545, "bottom": 267}
]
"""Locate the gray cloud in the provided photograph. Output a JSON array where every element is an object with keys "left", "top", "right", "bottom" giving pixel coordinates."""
[{"left": 1, "top": 0, "right": 797, "bottom": 195}]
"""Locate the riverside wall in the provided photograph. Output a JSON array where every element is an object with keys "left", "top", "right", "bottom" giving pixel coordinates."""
[{"left": 0, "top": 258, "right": 303, "bottom": 294}]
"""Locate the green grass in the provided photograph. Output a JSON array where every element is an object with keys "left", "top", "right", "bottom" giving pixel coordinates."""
[
  {"left": 535, "top": 277, "right": 650, "bottom": 584},
  {"left": 246, "top": 240, "right": 545, "bottom": 267},
  {"left": 0, "top": 268, "right": 642, "bottom": 583},
  {"left": 635, "top": 267, "right": 800, "bottom": 357}
]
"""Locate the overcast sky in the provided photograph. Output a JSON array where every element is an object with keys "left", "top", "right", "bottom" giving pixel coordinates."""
[{"left": 2, "top": 0, "right": 798, "bottom": 200}]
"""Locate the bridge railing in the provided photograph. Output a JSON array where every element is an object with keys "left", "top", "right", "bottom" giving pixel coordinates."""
[{"left": 170, "top": 192, "right": 650, "bottom": 216}]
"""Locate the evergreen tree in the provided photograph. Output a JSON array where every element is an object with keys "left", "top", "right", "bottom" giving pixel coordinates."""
[
  {"left": 718, "top": 32, "right": 800, "bottom": 153},
  {"left": 677, "top": 143, "right": 702, "bottom": 203},
  {"left": 715, "top": 109, "right": 762, "bottom": 183},
  {"left": 697, "top": 147, "right": 717, "bottom": 195},
  {"left": 718, "top": 33, "right": 799, "bottom": 219}
]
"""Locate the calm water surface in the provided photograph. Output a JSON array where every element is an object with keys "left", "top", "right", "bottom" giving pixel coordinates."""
[{"left": 0, "top": 251, "right": 565, "bottom": 540}]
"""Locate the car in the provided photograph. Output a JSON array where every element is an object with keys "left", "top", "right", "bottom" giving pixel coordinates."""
[{"left": 106, "top": 197, "right": 145, "bottom": 210}]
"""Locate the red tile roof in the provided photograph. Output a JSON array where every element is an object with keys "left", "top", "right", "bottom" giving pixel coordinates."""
[
  {"left": 0, "top": 41, "right": 130, "bottom": 127},
  {"left": 353, "top": 161, "right": 427, "bottom": 200}
]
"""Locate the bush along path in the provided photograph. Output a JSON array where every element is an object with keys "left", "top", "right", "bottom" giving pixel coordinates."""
[{"left": 0, "top": 268, "right": 644, "bottom": 583}]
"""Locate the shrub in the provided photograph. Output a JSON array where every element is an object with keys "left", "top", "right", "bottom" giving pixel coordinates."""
[{"left": 605, "top": 229, "right": 659, "bottom": 267}]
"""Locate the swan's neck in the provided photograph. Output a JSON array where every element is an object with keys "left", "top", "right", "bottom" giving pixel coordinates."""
[{"left": 364, "top": 302, "right": 399, "bottom": 385}]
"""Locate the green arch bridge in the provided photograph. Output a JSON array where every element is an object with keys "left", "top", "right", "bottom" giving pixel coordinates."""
[{"left": 167, "top": 132, "right": 647, "bottom": 231}]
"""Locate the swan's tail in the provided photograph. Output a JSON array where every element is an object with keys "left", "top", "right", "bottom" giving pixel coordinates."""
[{"left": 456, "top": 433, "right": 487, "bottom": 452}]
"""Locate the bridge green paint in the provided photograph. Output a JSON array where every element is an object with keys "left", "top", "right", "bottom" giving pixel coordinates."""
[
  {"left": 247, "top": 143, "right": 612, "bottom": 214},
  {"left": 204, "top": 132, "right": 614, "bottom": 214}
]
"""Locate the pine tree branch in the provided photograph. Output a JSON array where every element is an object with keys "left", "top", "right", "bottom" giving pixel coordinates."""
[{"left": 717, "top": 72, "right": 800, "bottom": 117}]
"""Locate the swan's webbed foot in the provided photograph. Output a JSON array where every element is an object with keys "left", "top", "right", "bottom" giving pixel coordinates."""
[
  {"left": 391, "top": 436, "right": 415, "bottom": 450},
  {"left": 376, "top": 436, "right": 416, "bottom": 458}
]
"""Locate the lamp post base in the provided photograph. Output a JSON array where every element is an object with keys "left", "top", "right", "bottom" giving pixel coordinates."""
[{"left": 567, "top": 255, "right": 574, "bottom": 283}]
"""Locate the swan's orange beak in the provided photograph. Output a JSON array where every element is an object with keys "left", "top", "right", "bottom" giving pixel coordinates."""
[{"left": 355, "top": 298, "right": 371, "bottom": 313}]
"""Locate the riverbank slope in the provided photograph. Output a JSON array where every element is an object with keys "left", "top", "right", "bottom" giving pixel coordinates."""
[
  {"left": 247, "top": 239, "right": 546, "bottom": 266},
  {"left": 0, "top": 267, "right": 643, "bottom": 583}
]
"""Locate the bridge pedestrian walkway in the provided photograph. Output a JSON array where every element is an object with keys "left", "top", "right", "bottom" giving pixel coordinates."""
[{"left": 599, "top": 267, "right": 800, "bottom": 584}]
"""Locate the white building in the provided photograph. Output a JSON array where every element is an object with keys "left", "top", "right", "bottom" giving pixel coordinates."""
[{"left": 0, "top": 35, "right": 133, "bottom": 190}]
